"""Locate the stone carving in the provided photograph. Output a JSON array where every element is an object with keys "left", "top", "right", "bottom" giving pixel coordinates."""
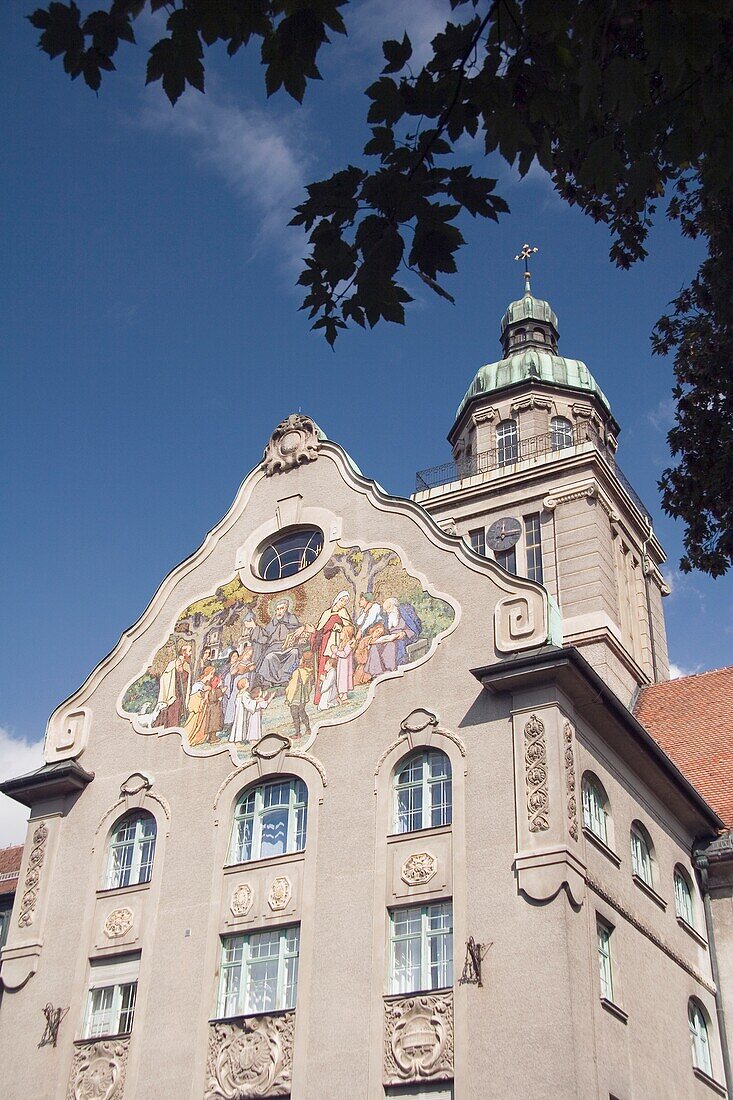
[
  {"left": 563, "top": 721, "right": 579, "bottom": 841},
  {"left": 66, "top": 1037, "right": 129, "bottom": 1100},
  {"left": 205, "top": 1012, "right": 295, "bottom": 1099},
  {"left": 230, "top": 884, "right": 254, "bottom": 918},
  {"left": 401, "top": 852, "right": 438, "bottom": 886},
  {"left": 120, "top": 772, "right": 152, "bottom": 797},
  {"left": 262, "top": 413, "right": 321, "bottom": 477},
  {"left": 400, "top": 708, "right": 439, "bottom": 735},
  {"left": 103, "top": 908, "right": 134, "bottom": 939},
  {"left": 524, "top": 715, "right": 549, "bottom": 832},
  {"left": 251, "top": 732, "right": 291, "bottom": 761},
  {"left": 494, "top": 593, "right": 543, "bottom": 654},
  {"left": 268, "top": 877, "right": 292, "bottom": 912},
  {"left": 18, "top": 821, "right": 49, "bottom": 928},
  {"left": 384, "top": 992, "right": 454, "bottom": 1085}
]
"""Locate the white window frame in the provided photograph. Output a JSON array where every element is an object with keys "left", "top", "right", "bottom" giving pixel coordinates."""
[
  {"left": 468, "top": 528, "right": 485, "bottom": 556},
  {"left": 689, "top": 999, "right": 713, "bottom": 1075},
  {"left": 582, "top": 775, "right": 609, "bottom": 845},
  {"left": 550, "top": 416, "right": 573, "bottom": 451},
  {"left": 393, "top": 751, "right": 452, "bottom": 835},
  {"left": 597, "top": 919, "right": 614, "bottom": 1001},
  {"left": 105, "top": 811, "right": 156, "bottom": 890},
  {"left": 524, "top": 513, "right": 543, "bottom": 583},
  {"left": 389, "top": 902, "right": 453, "bottom": 995},
  {"left": 83, "top": 955, "right": 140, "bottom": 1039},
  {"left": 674, "top": 868, "right": 695, "bottom": 926},
  {"left": 217, "top": 926, "right": 299, "bottom": 1019},
  {"left": 630, "top": 823, "right": 654, "bottom": 886},
  {"left": 229, "top": 778, "right": 308, "bottom": 865},
  {"left": 496, "top": 419, "right": 518, "bottom": 467}
]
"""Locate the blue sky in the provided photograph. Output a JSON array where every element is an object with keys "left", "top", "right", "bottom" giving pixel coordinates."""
[{"left": 1, "top": 1, "right": 731, "bottom": 839}]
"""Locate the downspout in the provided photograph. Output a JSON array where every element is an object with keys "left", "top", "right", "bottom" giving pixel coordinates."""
[
  {"left": 641, "top": 518, "right": 659, "bottom": 682},
  {"left": 694, "top": 852, "right": 733, "bottom": 1095}
]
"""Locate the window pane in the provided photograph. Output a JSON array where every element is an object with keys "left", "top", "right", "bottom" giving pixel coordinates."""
[
  {"left": 396, "top": 780, "right": 423, "bottom": 834},
  {"left": 689, "top": 1003, "right": 712, "bottom": 1074},
  {"left": 87, "top": 987, "right": 114, "bottom": 1038},
  {"left": 118, "top": 983, "right": 137, "bottom": 1034},
  {"left": 469, "top": 528, "right": 486, "bottom": 556},
  {"left": 497, "top": 420, "right": 518, "bottom": 466},
  {"left": 551, "top": 417, "right": 573, "bottom": 450},
  {"left": 495, "top": 546, "right": 517, "bottom": 574},
  {"left": 232, "top": 816, "right": 254, "bottom": 863},
  {"left": 675, "top": 871, "right": 694, "bottom": 924},
  {"left": 597, "top": 922, "right": 613, "bottom": 1000},
  {"left": 260, "top": 808, "right": 289, "bottom": 859},
  {"left": 524, "top": 514, "right": 543, "bottom": 584}
]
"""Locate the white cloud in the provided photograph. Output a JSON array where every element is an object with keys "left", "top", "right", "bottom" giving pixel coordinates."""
[
  {"left": 668, "top": 662, "right": 699, "bottom": 679},
  {"left": 140, "top": 87, "right": 312, "bottom": 271},
  {"left": 648, "top": 396, "right": 675, "bottom": 433},
  {"left": 0, "top": 728, "right": 43, "bottom": 846},
  {"left": 346, "top": 0, "right": 447, "bottom": 73}
]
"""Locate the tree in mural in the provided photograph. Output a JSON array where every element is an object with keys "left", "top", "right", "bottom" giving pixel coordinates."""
[{"left": 322, "top": 546, "right": 400, "bottom": 603}]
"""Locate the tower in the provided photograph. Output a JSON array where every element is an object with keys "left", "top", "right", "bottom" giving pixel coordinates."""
[{"left": 414, "top": 248, "right": 670, "bottom": 704}]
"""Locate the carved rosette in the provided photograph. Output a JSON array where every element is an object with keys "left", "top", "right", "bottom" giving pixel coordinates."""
[
  {"left": 262, "top": 414, "right": 320, "bottom": 477},
  {"left": 205, "top": 1013, "right": 295, "bottom": 1099},
  {"left": 66, "top": 1037, "right": 129, "bottom": 1100},
  {"left": 401, "top": 852, "right": 438, "bottom": 886},
  {"left": 104, "top": 907, "right": 134, "bottom": 939},
  {"left": 18, "top": 821, "right": 49, "bottom": 928},
  {"left": 384, "top": 993, "right": 454, "bottom": 1085},
  {"left": 524, "top": 715, "right": 549, "bottom": 832},
  {"left": 230, "top": 884, "right": 254, "bottom": 918},
  {"left": 267, "top": 877, "right": 291, "bottom": 912},
  {"left": 563, "top": 721, "right": 579, "bottom": 841}
]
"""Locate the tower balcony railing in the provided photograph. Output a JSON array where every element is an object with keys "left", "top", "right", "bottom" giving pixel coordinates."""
[{"left": 414, "top": 426, "right": 652, "bottom": 523}]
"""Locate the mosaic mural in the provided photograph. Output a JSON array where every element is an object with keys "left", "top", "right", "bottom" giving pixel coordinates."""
[{"left": 120, "top": 544, "right": 457, "bottom": 762}]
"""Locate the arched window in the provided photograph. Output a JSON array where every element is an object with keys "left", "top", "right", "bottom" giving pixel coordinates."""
[
  {"left": 496, "top": 419, "right": 518, "bottom": 467},
  {"left": 689, "top": 999, "right": 713, "bottom": 1075},
  {"left": 630, "top": 822, "right": 654, "bottom": 886},
  {"left": 394, "top": 750, "right": 452, "bottom": 834},
  {"left": 257, "top": 527, "right": 324, "bottom": 581},
  {"left": 105, "top": 811, "right": 157, "bottom": 890},
  {"left": 675, "top": 867, "right": 695, "bottom": 926},
  {"left": 533, "top": 328, "right": 545, "bottom": 342},
  {"left": 581, "top": 774, "right": 610, "bottom": 845},
  {"left": 551, "top": 416, "right": 573, "bottom": 451},
  {"left": 229, "top": 778, "right": 307, "bottom": 864}
]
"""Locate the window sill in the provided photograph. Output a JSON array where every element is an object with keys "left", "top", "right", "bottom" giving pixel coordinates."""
[
  {"left": 96, "top": 881, "right": 151, "bottom": 899},
  {"left": 678, "top": 916, "right": 708, "bottom": 949},
  {"left": 583, "top": 827, "right": 621, "bottom": 867},
  {"left": 693, "top": 1067, "right": 727, "bottom": 1096},
  {"left": 632, "top": 873, "right": 667, "bottom": 911},
  {"left": 209, "top": 1007, "right": 295, "bottom": 1025},
  {"left": 384, "top": 986, "right": 452, "bottom": 1003},
  {"left": 387, "top": 824, "right": 452, "bottom": 844},
  {"left": 224, "top": 848, "right": 305, "bottom": 875},
  {"left": 600, "top": 997, "right": 628, "bottom": 1024},
  {"left": 75, "top": 1032, "right": 132, "bottom": 1046}
]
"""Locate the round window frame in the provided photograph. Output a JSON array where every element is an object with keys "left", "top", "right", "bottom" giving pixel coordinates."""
[
  {"left": 256, "top": 525, "right": 325, "bottom": 583},
  {"left": 235, "top": 506, "right": 342, "bottom": 593}
]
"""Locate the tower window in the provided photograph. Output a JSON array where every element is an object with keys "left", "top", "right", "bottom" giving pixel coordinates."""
[
  {"left": 524, "top": 514, "right": 543, "bottom": 583},
  {"left": 495, "top": 546, "right": 517, "bottom": 574},
  {"left": 468, "top": 528, "right": 485, "bottom": 556},
  {"left": 496, "top": 420, "right": 518, "bottom": 467},
  {"left": 551, "top": 416, "right": 573, "bottom": 450}
]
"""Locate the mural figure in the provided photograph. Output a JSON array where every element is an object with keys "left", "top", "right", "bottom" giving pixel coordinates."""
[{"left": 121, "top": 543, "right": 457, "bottom": 763}]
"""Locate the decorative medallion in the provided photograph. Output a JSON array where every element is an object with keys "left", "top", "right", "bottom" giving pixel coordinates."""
[
  {"left": 563, "top": 720, "right": 579, "bottom": 841},
  {"left": 66, "top": 1037, "right": 129, "bottom": 1100},
  {"left": 384, "top": 992, "right": 454, "bottom": 1085},
  {"left": 524, "top": 714, "right": 549, "bottom": 832},
  {"left": 262, "top": 413, "right": 321, "bottom": 477},
  {"left": 205, "top": 1012, "right": 294, "bottom": 1099},
  {"left": 119, "top": 543, "right": 457, "bottom": 767},
  {"left": 18, "top": 821, "right": 49, "bottom": 928},
  {"left": 103, "top": 908, "right": 134, "bottom": 939},
  {"left": 401, "top": 852, "right": 438, "bottom": 886},
  {"left": 230, "top": 884, "right": 254, "bottom": 918},
  {"left": 267, "top": 877, "right": 292, "bottom": 912}
]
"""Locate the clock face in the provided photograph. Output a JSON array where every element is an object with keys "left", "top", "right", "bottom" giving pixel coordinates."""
[{"left": 486, "top": 517, "right": 522, "bottom": 551}]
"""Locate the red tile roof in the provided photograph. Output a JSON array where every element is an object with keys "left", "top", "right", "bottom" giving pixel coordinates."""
[
  {"left": 0, "top": 844, "right": 23, "bottom": 897},
  {"left": 635, "top": 667, "right": 733, "bottom": 828}
]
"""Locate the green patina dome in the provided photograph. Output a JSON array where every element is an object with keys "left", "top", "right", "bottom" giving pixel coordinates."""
[
  {"left": 456, "top": 348, "right": 611, "bottom": 419},
  {"left": 500, "top": 293, "right": 558, "bottom": 334}
]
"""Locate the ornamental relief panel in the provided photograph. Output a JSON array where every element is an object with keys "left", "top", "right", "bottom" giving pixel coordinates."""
[
  {"left": 524, "top": 715, "right": 549, "bottom": 833},
  {"left": 66, "top": 1037, "right": 129, "bottom": 1100},
  {"left": 18, "top": 821, "right": 49, "bottom": 928},
  {"left": 563, "top": 721, "right": 579, "bottom": 841},
  {"left": 267, "top": 877, "right": 292, "bottom": 912},
  {"left": 205, "top": 1012, "right": 295, "bottom": 1099},
  {"left": 230, "top": 884, "right": 254, "bottom": 918},
  {"left": 384, "top": 992, "right": 454, "bottom": 1085},
  {"left": 103, "top": 908, "right": 134, "bottom": 939},
  {"left": 401, "top": 852, "right": 438, "bottom": 886}
]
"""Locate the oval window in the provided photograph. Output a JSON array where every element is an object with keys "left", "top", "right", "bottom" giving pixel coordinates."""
[{"left": 258, "top": 527, "right": 324, "bottom": 581}]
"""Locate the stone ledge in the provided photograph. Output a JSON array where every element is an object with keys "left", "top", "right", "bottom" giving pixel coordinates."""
[
  {"left": 632, "top": 872, "right": 667, "bottom": 911},
  {"left": 693, "top": 1067, "right": 728, "bottom": 1096},
  {"left": 600, "top": 997, "right": 629, "bottom": 1024},
  {"left": 583, "top": 826, "right": 621, "bottom": 868}
]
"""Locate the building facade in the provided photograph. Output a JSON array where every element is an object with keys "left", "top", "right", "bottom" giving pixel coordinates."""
[{"left": 0, "top": 277, "right": 731, "bottom": 1099}]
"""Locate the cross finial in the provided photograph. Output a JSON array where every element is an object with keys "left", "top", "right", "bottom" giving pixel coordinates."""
[{"left": 514, "top": 243, "right": 538, "bottom": 294}]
